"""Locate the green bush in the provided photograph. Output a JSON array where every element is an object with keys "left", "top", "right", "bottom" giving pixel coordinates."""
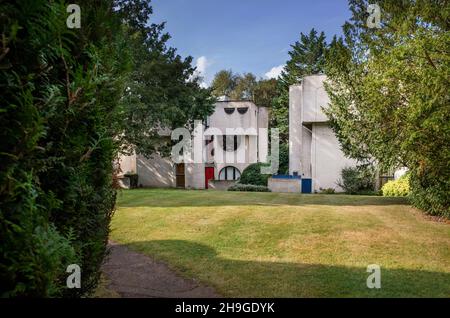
[
  {"left": 409, "top": 171, "right": 450, "bottom": 219},
  {"left": 228, "top": 184, "right": 271, "bottom": 192},
  {"left": 239, "top": 163, "right": 271, "bottom": 186},
  {"left": 337, "top": 166, "right": 375, "bottom": 194},
  {"left": 319, "top": 188, "right": 336, "bottom": 194},
  {"left": 278, "top": 143, "right": 289, "bottom": 175},
  {"left": 0, "top": 0, "right": 128, "bottom": 297},
  {"left": 382, "top": 175, "right": 410, "bottom": 197}
]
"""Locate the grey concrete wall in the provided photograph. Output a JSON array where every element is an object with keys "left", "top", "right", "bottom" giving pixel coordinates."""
[
  {"left": 185, "top": 163, "right": 205, "bottom": 189},
  {"left": 289, "top": 84, "right": 302, "bottom": 175},
  {"left": 136, "top": 154, "right": 175, "bottom": 188},
  {"left": 208, "top": 180, "right": 236, "bottom": 191},
  {"left": 118, "top": 152, "right": 136, "bottom": 175},
  {"left": 268, "top": 178, "right": 301, "bottom": 193},
  {"left": 302, "top": 75, "right": 330, "bottom": 123},
  {"left": 311, "top": 123, "right": 356, "bottom": 192},
  {"left": 209, "top": 101, "right": 259, "bottom": 132},
  {"left": 300, "top": 126, "right": 312, "bottom": 178},
  {"left": 257, "top": 106, "right": 269, "bottom": 163}
]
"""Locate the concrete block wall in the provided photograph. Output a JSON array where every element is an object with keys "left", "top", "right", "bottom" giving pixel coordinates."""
[
  {"left": 268, "top": 178, "right": 301, "bottom": 193},
  {"left": 301, "top": 75, "right": 330, "bottom": 123},
  {"left": 289, "top": 84, "right": 303, "bottom": 176}
]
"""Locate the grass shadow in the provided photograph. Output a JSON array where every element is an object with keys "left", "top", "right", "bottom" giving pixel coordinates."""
[{"left": 123, "top": 239, "right": 450, "bottom": 298}]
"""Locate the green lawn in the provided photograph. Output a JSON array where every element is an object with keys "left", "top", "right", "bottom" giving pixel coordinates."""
[{"left": 111, "top": 189, "right": 450, "bottom": 297}]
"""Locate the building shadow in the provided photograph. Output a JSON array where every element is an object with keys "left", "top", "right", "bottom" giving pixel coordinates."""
[
  {"left": 117, "top": 189, "right": 409, "bottom": 208},
  {"left": 122, "top": 239, "right": 450, "bottom": 298}
]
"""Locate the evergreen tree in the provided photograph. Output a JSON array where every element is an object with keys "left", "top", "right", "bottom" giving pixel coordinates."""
[
  {"left": 324, "top": 0, "right": 450, "bottom": 217},
  {"left": 272, "top": 28, "right": 328, "bottom": 143},
  {"left": 116, "top": 0, "right": 215, "bottom": 157}
]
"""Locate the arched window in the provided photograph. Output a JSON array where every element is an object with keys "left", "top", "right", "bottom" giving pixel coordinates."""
[{"left": 218, "top": 166, "right": 241, "bottom": 181}]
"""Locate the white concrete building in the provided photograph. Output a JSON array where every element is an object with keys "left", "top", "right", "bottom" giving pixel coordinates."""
[
  {"left": 118, "top": 100, "right": 269, "bottom": 190},
  {"left": 288, "top": 75, "right": 357, "bottom": 192}
]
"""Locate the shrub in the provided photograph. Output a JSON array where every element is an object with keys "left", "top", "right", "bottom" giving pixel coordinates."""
[
  {"left": 337, "top": 166, "right": 375, "bottom": 194},
  {"left": 278, "top": 143, "right": 289, "bottom": 175},
  {"left": 228, "top": 184, "right": 271, "bottom": 192},
  {"left": 0, "top": 0, "right": 128, "bottom": 297},
  {"left": 319, "top": 188, "right": 336, "bottom": 194},
  {"left": 382, "top": 175, "right": 410, "bottom": 197},
  {"left": 409, "top": 171, "right": 450, "bottom": 219},
  {"left": 239, "top": 163, "right": 271, "bottom": 186}
]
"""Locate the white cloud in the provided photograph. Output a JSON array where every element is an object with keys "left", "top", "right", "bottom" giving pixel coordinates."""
[
  {"left": 195, "top": 56, "right": 208, "bottom": 76},
  {"left": 192, "top": 56, "right": 211, "bottom": 87},
  {"left": 265, "top": 65, "right": 284, "bottom": 79}
]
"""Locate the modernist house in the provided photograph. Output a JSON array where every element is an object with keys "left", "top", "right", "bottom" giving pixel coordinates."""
[
  {"left": 118, "top": 99, "right": 269, "bottom": 189},
  {"left": 288, "top": 74, "right": 357, "bottom": 192}
]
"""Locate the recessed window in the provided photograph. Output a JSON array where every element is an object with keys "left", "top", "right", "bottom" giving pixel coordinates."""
[
  {"left": 237, "top": 107, "right": 248, "bottom": 114},
  {"left": 220, "top": 135, "right": 241, "bottom": 152},
  {"left": 218, "top": 166, "right": 241, "bottom": 181},
  {"left": 224, "top": 107, "right": 235, "bottom": 115},
  {"left": 205, "top": 135, "right": 214, "bottom": 145}
]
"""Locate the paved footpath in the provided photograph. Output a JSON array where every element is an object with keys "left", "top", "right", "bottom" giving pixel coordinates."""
[{"left": 102, "top": 241, "right": 219, "bottom": 298}]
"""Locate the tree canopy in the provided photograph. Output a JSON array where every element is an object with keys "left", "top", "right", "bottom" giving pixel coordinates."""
[
  {"left": 324, "top": 0, "right": 449, "bottom": 217},
  {"left": 0, "top": 0, "right": 215, "bottom": 297},
  {"left": 210, "top": 70, "right": 278, "bottom": 108},
  {"left": 272, "top": 28, "right": 328, "bottom": 143},
  {"left": 118, "top": 1, "right": 215, "bottom": 156}
]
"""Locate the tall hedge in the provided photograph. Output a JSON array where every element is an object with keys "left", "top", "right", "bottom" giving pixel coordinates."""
[{"left": 0, "top": 0, "right": 130, "bottom": 296}]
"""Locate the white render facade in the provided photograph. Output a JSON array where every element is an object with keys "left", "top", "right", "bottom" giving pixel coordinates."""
[
  {"left": 206, "top": 100, "right": 269, "bottom": 181},
  {"left": 288, "top": 75, "right": 356, "bottom": 192},
  {"left": 118, "top": 100, "right": 269, "bottom": 189}
]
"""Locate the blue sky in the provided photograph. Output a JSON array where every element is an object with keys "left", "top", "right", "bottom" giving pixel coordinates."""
[{"left": 150, "top": 0, "right": 351, "bottom": 86}]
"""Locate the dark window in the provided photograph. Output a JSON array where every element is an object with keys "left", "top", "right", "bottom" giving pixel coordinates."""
[
  {"left": 224, "top": 107, "right": 235, "bottom": 115},
  {"left": 205, "top": 135, "right": 214, "bottom": 145},
  {"left": 222, "top": 135, "right": 239, "bottom": 152},
  {"left": 237, "top": 107, "right": 248, "bottom": 114}
]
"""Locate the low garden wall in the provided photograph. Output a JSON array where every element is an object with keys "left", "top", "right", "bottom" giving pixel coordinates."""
[
  {"left": 268, "top": 177, "right": 301, "bottom": 193},
  {"left": 208, "top": 180, "right": 237, "bottom": 191}
]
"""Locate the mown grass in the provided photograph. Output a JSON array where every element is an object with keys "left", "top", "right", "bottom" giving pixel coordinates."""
[{"left": 111, "top": 189, "right": 450, "bottom": 297}]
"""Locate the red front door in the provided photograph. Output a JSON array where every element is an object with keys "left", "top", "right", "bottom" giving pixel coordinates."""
[{"left": 205, "top": 167, "right": 214, "bottom": 189}]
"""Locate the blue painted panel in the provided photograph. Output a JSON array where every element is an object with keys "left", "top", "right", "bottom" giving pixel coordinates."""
[
  {"left": 301, "top": 179, "right": 312, "bottom": 193},
  {"left": 272, "top": 174, "right": 301, "bottom": 180}
]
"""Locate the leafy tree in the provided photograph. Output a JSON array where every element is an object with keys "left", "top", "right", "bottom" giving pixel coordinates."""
[
  {"left": 272, "top": 28, "right": 328, "bottom": 143},
  {"left": 253, "top": 78, "right": 278, "bottom": 108},
  {"left": 231, "top": 72, "right": 257, "bottom": 100},
  {"left": 211, "top": 70, "right": 277, "bottom": 108},
  {"left": 324, "top": 0, "right": 450, "bottom": 217},
  {"left": 211, "top": 69, "right": 238, "bottom": 97},
  {"left": 116, "top": 0, "right": 215, "bottom": 157}
]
